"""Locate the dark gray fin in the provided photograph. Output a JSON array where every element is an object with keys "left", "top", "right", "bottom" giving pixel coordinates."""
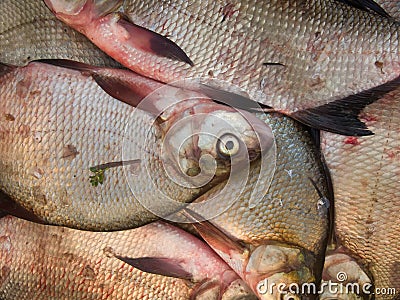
[
  {"left": 37, "top": 59, "right": 160, "bottom": 115},
  {"left": 118, "top": 17, "right": 194, "bottom": 66},
  {"left": 116, "top": 256, "right": 193, "bottom": 280},
  {"left": 37, "top": 59, "right": 99, "bottom": 74},
  {"left": 0, "top": 62, "right": 16, "bottom": 77},
  {"left": 0, "top": 210, "right": 8, "bottom": 219},
  {"left": 198, "top": 83, "right": 272, "bottom": 112},
  {"left": 336, "top": 0, "right": 390, "bottom": 17},
  {"left": 0, "top": 191, "right": 45, "bottom": 224},
  {"left": 182, "top": 209, "right": 246, "bottom": 255},
  {"left": 292, "top": 75, "right": 400, "bottom": 136}
]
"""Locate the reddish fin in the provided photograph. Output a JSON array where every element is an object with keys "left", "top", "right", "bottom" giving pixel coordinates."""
[
  {"left": 117, "top": 18, "right": 194, "bottom": 66},
  {"left": 116, "top": 256, "right": 193, "bottom": 280},
  {"left": 183, "top": 209, "right": 246, "bottom": 255},
  {"left": 37, "top": 59, "right": 160, "bottom": 115},
  {"left": 0, "top": 191, "right": 45, "bottom": 224}
]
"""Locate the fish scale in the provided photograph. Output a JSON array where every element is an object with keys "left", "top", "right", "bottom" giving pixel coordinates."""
[
  {"left": 0, "top": 216, "right": 256, "bottom": 299},
  {"left": 71, "top": 0, "right": 400, "bottom": 110},
  {"left": 0, "top": 62, "right": 187, "bottom": 230},
  {"left": 0, "top": 0, "right": 122, "bottom": 67},
  {"left": 0, "top": 60, "right": 272, "bottom": 231},
  {"left": 321, "top": 86, "right": 400, "bottom": 299}
]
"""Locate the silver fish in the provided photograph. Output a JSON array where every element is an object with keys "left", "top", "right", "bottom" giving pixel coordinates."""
[
  {"left": 0, "top": 60, "right": 273, "bottom": 230},
  {"left": 0, "top": 215, "right": 256, "bottom": 299},
  {"left": 44, "top": 0, "right": 400, "bottom": 135}
]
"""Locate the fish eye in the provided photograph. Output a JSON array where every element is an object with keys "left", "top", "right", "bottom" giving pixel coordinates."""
[{"left": 217, "top": 133, "right": 240, "bottom": 157}]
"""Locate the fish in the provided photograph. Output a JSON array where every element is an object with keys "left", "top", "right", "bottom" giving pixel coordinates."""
[
  {"left": 44, "top": 0, "right": 400, "bottom": 136},
  {"left": 375, "top": 0, "right": 400, "bottom": 21},
  {"left": 0, "top": 215, "right": 257, "bottom": 299},
  {"left": 173, "top": 112, "right": 332, "bottom": 299},
  {"left": 0, "top": 60, "right": 274, "bottom": 231},
  {"left": 320, "top": 86, "right": 400, "bottom": 299},
  {"left": 0, "top": 0, "right": 121, "bottom": 67}
]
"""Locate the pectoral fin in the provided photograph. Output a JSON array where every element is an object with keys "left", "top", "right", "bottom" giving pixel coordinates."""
[
  {"left": 182, "top": 209, "right": 246, "bottom": 255},
  {"left": 116, "top": 256, "right": 193, "bottom": 280}
]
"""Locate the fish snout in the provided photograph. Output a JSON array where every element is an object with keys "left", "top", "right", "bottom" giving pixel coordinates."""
[
  {"left": 247, "top": 244, "right": 317, "bottom": 300},
  {"left": 320, "top": 253, "right": 373, "bottom": 300}
]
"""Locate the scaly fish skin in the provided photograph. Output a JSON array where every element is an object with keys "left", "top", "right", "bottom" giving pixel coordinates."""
[
  {"left": 321, "top": 87, "right": 400, "bottom": 299},
  {"left": 0, "top": 61, "right": 272, "bottom": 231},
  {"left": 0, "top": 0, "right": 121, "bottom": 67},
  {"left": 45, "top": 0, "right": 400, "bottom": 115},
  {"left": 375, "top": 0, "right": 400, "bottom": 21},
  {"left": 187, "top": 112, "right": 331, "bottom": 299},
  {"left": 0, "top": 215, "right": 256, "bottom": 299}
]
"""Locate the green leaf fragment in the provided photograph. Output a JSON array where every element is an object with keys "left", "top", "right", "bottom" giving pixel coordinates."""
[{"left": 89, "top": 168, "right": 108, "bottom": 187}]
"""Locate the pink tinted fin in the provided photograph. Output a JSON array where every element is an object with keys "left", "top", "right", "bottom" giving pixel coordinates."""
[
  {"left": 116, "top": 256, "right": 193, "bottom": 280},
  {"left": 183, "top": 209, "right": 246, "bottom": 255},
  {"left": 117, "top": 18, "right": 194, "bottom": 66},
  {"left": 37, "top": 59, "right": 160, "bottom": 115}
]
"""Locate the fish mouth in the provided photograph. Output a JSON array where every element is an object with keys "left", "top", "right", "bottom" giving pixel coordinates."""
[{"left": 246, "top": 243, "right": 319, "bottom": 300}]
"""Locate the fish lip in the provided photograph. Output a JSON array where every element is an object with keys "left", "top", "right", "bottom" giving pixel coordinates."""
[{"left": 44, "top": 0, "right": 87, "bottom": 15}]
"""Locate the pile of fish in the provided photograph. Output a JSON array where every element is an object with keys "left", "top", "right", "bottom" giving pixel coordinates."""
[{"left": 0, "top": 0, "right": 399, "bottom": 299}]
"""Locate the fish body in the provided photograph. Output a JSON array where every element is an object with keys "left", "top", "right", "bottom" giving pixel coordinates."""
[
  {"left": 321, "top": 87, "right": 400, "bottom": 299},
  {"left": 0, "top": 61, "right": 272, "bottom": 230},
  {"left": 0, "top": 0, "right": 121, "bottom": 67},
  {"left": 45, "top": 0, "right": 400, "bottom": 135},
  {"left": 0, "top": 215, "right": 256, "bottom": 299},
  {"left": 375, "top": 0, "right": 400, "bottom": 21},
  {"left": 182, "top": 112, "right": 331, "bottom": 299}
]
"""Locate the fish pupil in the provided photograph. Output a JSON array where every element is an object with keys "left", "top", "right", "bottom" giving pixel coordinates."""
[{"left": 225, "top": 140, "right": 234, "bottom": 151}]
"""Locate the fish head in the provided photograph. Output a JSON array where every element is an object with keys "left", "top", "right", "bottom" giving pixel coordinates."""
[{"left": 161, "top": 101, "right": 275, "bottom": 189}]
